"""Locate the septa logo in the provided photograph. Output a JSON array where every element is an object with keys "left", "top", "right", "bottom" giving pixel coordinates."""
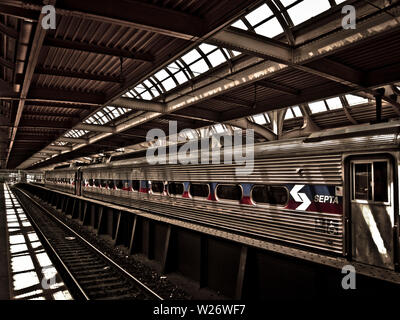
[{"left": 290, "top": 185, "right": 311, "bottom": 211}]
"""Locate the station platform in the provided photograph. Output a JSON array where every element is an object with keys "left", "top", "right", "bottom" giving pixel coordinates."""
[{"left": 0, "top": 183, "right": 72, "bottom": 300}]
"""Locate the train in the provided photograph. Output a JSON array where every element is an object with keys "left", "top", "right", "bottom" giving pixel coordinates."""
[{"left": 44, "top": 120, "right": 400, "bottom": 272}]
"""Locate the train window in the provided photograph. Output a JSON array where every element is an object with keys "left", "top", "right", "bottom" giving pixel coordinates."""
[
  {"left": 116, "top": 180, "right": 124, "bottom": 190},
  {"left": 94, "top": 179, "right": 100, "bottom": 187},
  {"left": 374, "top": 162, "right": 388, "bottom": 202},
  {"left": 252, "top": 185, "right": 288, "bottom": 206},
  {"left": 352, "top": 161, "right": 389, "bottom": 203},
  {"left": 89, "top": 179, "right": 94, "bottom": 187},
  {"left": 151, "top": 181, "right": 165, "bottom": 193},
  {"left": 168, "top": 183, "right": 184, "bottom": 196},
  {"left": 131, "top": 180, "right": 140, "bottom": 191},
  {"left": 216, "top": 184, "right": 242, "bottom": 201},
  {"left": 189, "top": 184, "right": 209, "bottom": 198},
  {"left": 108, "top": 180, "right": 115, "bottom": 189},
  {"left": 353, "top": 163, "right": 372, "bottom": 200}
]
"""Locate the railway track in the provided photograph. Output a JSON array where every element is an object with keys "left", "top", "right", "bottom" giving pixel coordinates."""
[{"left": 12, "top": 186, "right": 163, "bottom": 301}]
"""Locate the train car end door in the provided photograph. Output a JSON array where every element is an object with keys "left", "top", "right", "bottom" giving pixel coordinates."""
[{"left": 349, "top": 156, "right": 397, "bottom": 270}]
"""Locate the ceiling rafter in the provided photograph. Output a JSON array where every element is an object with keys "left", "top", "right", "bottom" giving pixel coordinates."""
[
  {"left": 0, "top": 20, "right": 18, "bottom": 39},
  {"left": 35, "top": 66, "right": 124, "bottom": 83},
  {"left": 0, "top": 0, "right": 206, "bottom": 40},
  {"left": 5, "top": 3, "right": 54, "bottom": 168},
  {"left": 43, "top": 37, "right": 154, "bottom": 62}
]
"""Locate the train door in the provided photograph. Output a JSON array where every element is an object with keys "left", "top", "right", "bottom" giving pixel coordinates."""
[
  {"left": 349, "top": 156, "right": 397, "bottom": 270},
  {"left": 75, "top": 170, "right": 83, "bottom": 196}
]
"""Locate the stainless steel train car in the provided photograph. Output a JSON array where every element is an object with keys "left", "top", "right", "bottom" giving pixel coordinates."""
[{"left": 44, "top": 121, "right": 400, "bottom": 271}]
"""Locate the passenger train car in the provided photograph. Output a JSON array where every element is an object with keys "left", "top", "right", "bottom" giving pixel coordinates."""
[{"left": 44, "top": 121, "right": 400, "bottom": 271}]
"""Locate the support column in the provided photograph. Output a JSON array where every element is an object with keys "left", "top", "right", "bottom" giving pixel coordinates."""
[
  {"left": 161, "top": 225, "right": 172, "bottom": 274},
  {"left": 128, "top": 216, "right": 138, "bottom": 255},
  {"left": 374, "top": 88, "right": 385, "bottom": 123},
  {"left": 71, "top": 199, "right": 77, "bottom": 218},
  {"left": 96, "top": 206, "right": 104, "bottom": 235},
  {"left": 142, "top": 219, "right": 154, "bottom": 259},
  {"left": 113, "top": 211, "right": 122, "bottom": 246},
  {"left": 81, "top": 202, "right": 88, "bottom": 225},
  {"left": 235, "top": 246, "right": 248, "bottom": 300}
]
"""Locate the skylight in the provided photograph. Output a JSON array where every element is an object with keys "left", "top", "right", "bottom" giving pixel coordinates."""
[
  {"left": 345, "top": 94, "right": 368, "bottom": 106},
  {"left": 121, "top": 0, "right": 344, "bottom": 104},
  {"left": 308, "top": 100, "right": 327, "bottom": 114},
  {"left": 231, "top": 19, "right": 247, "bottom": 30},
  {"left": 212, "top": 124, "right": 226, "bottom": 134},
  {"left": 230, "top": 1, "right": 340, "bottom": 39},
  {"left": 254, "top": 18, "right": 284, "bottom": 38},
  {"left": 284, "top": 106, "right": 302, "bottom": 119},
  {"left": 286, "top": 0, "right": 331, "bottom": 26},
  {"left": 245, "top": 3, "right": 273, "bottom": 26},
  {"left": 182, "top": 49, "right": 202, "bottom": 65},
  {"left": 85, "top": 106, "right": 130, "bottom": 125},
  {"left": 232, "top": 3, "right": 283, "bottom": 39},
  {"left": 325, "top": 97, "right": 343, "bottom": 110},
  {"left": 64, "top": 130, "right": 89, "bottom": 139},
  {"left": 250, "top": 113, "right": 269, "bottom": 125},
  {"left": 190, "top": 59, "right": 209, "bottom": 76},
  {"left": 123, "top": 43, "right": 238, "bottom": 101}
]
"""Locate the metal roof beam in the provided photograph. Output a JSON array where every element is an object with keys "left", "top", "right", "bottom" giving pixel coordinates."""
[
  {"left": 210, "top": 7, "right": 400, "bottom": 88},
  {"left": 40, "top": 149, "right": 60, "bottom": 155},
  {"left": 257, "top": 80, "right": 300, "bottom": 96},
  {"left": 0, "top": 21, "right": 18, "bottom": 39},
  {"left": 30, "top": 155, "right": 49, "bottom": 160},
  {"left": 57, "top": 137, "right": 88, "bottom": 144},
  {"left": 111, "top": 97, "right": 165, "bottom": 113},
  {"left": 23, "top": 102, "right": 97, "bottom": 110},
  {"left": 1, "top": 0, "right": 206, "bottom": 41},
  {"left": 0, "top": 56, "right": 14, "bottom": 70},
  {"left": 5, "top": 4, "right": 51, "bottom": 168},
  {"left": 43, "top": 37, "right": 154, "bottom": 62},
  {"left": 212, "top": 96, "right": 253, "bottom": 108},
  {"left": 220, "top": 82, "right": 351, "bottom": 121},
  {"left": 173, "top": 108, "right": 220, "bottom": 123},
  {"left": 28, "top": 87, "right": 105, "bottom": 105},
  {"left": 211, "top": 28, "right": 293, "bottom": 63},
  {"left": 35, "top": 66, "right": 124, "bottom": 83},
  {"left": 54, "top": 0, "right": 206, "bottom": 40},
  {"left": 226, "top": 118, "right": 277, "bottom": 141},
  {"left": 300, "top": 59, "right": 364, "bottom": 89},
  {"left": 74, "top": 123, "right": 115, "bottom": 133},
  {"left": 22, "top": 111, "right": 79, "bottom": 119},
  {"left": 17, "top": 119, "right": 73, "bottom": 130},
  {"left": 0, "top": 3, "right": 38, "bottom": 21},
  {"left": 46, "top": 145, "right": 72, "bottom": 152}
]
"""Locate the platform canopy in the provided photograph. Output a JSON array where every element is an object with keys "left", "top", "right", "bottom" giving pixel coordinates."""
[{"left": 0, "top": 0, "right": 400, "bottom": 169}]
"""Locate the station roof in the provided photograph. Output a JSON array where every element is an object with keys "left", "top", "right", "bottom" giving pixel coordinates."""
[{"left": 1, "top": 0, "right": 400, "bottom": 169}]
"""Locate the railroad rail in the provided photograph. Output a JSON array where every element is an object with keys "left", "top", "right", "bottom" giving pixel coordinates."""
[{"left": 12, "top": 186, "right": 163, "bottom": 300}]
